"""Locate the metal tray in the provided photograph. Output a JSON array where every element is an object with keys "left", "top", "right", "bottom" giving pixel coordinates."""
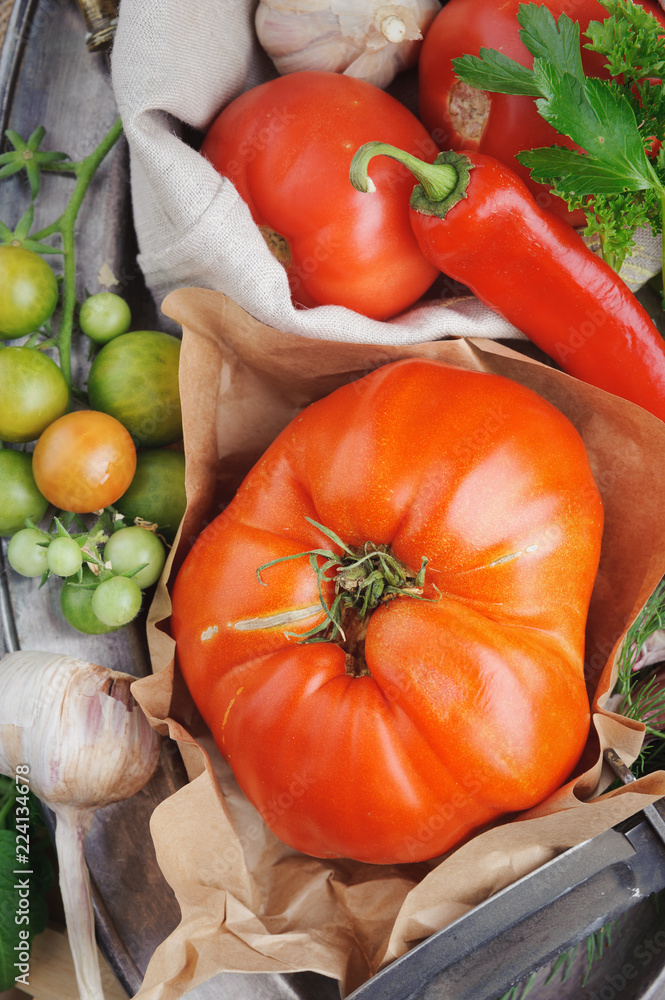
[{"left": 1, "top": 3, "right": 665, "bottom": 999}]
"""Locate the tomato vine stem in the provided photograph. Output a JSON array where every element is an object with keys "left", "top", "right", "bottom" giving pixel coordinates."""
[{"left": 24, "top": 117, "right": 124, "bottom": 388}]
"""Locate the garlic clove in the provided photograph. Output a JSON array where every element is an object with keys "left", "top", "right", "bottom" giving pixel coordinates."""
[
  {"left": 0, "top": 650, "right": 161, "bottom": 1000},
  {"left": 255, "top": 0, "right": 442, "bottom": 89},
  {"left": 344, "top": 43, "right": 421, "bottom": 90},
  {"left": 255, "top": 7, "right": 358, "bottom": 74},
  {"left": 0, "top": 651, "right": 160, "bottom": 808}
]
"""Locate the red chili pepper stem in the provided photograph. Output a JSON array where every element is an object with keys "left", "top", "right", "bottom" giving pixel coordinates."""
[{"left": 350, "top": 142, "right": 467, "bottom": 215}]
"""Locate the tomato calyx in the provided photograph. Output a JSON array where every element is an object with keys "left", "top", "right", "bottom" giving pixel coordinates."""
[
  {"left": 257, "top": 518, "right": 439, "bottom": 663},
  {"left": 350, "top": 142, "right": 472, "bottom": 220}
]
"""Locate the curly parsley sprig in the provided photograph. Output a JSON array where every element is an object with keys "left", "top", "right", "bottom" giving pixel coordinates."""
[{"left": 452, "top": 0, "right": 665, "bottom": 275}]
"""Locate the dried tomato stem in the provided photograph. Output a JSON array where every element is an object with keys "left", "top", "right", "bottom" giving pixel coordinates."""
[{"left": 256, "top": 517, "right": 438, "bottom": 645}]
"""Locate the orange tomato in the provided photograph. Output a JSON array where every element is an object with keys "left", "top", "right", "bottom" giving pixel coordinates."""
[{"left": 32, "top": 410, "right": 137, "bottom": 513}]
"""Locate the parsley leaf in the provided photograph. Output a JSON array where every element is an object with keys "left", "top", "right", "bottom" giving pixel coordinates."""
[
  {"left": 452, "top": 48, "right": 540, "bottom": 96},
  {"left": 451, "top": 0, "right": 665, "bottom": 275},
  {"left": 522, "top": 75, "right": 658, "bottom": 195},
  {"left": 518, "top": 5, "right": 585, "bottom": 81},
  {"left": 585, "top": 0, "right": 665, "bottom": 80}
]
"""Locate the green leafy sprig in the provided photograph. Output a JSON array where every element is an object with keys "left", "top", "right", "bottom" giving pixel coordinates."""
[
  {"left": 495, "top": 919, "right": 618, "bottom": 1000},
  {"left": 0, "top": 126, "right": 68, "bottom": 200},
  {"left": 0, "top": 118, "right": 123, "bottom": 386},
  {"left": 614, "top": 578, "right": 665, "bottom": 761},
  {"left": 452, "top": 0, "right": 665, "bottom": 274}
]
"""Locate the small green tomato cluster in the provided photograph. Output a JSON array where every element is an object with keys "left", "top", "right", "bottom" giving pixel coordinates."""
[
  {"left": 0, "top": 123, "right": 187, "bottom": 637},
  {"left": 7, "top": 518, "right": 167, "bottom": 633}
]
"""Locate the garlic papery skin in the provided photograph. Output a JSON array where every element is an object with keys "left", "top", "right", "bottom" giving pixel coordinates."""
[
  {"left": 255, "top": 0, "right": 442, "bottom": 90},
  {"left": 0, "top": 651, "right": 161, "bottom": 1000}
]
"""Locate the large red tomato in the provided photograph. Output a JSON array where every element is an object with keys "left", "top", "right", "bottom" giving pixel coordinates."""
[
  {"left": 200, "top": 71, "right": 439, "bottom": 320},
  {"left": 418, "top": 0, "right": 665, "bottom": 224},
  {"left": 171, "top": 359, "right": 604, "bottom": 865}
]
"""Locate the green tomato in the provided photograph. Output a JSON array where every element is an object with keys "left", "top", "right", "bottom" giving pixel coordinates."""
[
  {"left": 47, "top": 535, "right": 83, "bottom": 578},
  {"left": 60, "top": 565, "right": 120, "bottom": 635},
  {"left": 7, "top": 527, "right": 50, "bottom": 577},
  {"left": 103, "top": 525, "right": 166, "bottom": 589},
  {"left": 0, "top": 346, "right": 69, "bottom": 443},
  {"left": 0, "top": 245, "right": 59, "bottom": 340},
  {"left": 87, "top": 330, "right": 182, "bottom": 447},
  {"left": 91, "top": 574, "right": 142, "bottom": 627},
  {"left": 115, "top": 449, "right": 186, "bottom": 541},
  {"left": 0, "top": 450, "right": 49, "bottom": 537},
  {"left": 79, "top": 292, "right": 131, "bottom": 344}
]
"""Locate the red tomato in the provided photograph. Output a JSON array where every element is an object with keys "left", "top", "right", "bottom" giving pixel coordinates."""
[
  {"left": 171, "top": 359, "right": 603, "bottom": 865},
  {"left": 418, "top": 0, "right": 665, "bottom": 223},
  {"left": 32, "top": 410, "right": 137, "bottom": 514},
  {"left": 200, "top": 70, "right": 439, "bottom": 320}
]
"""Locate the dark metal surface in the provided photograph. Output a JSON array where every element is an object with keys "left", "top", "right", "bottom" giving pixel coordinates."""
[
  {"left": 3, "top": 4, "right": 665, "bottom": 1000},
  {"left": 346, "top": 815, "right": 665, "bottom": 1000}
]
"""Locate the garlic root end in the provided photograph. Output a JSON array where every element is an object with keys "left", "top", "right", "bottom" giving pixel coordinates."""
[{"left": 53, "top": 806, "right": 105, "bottom": 1000}]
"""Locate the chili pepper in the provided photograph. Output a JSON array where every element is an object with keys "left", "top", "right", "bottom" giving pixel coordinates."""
[{"left": 350, "top": 143, "right": 665, "bottom": 424}]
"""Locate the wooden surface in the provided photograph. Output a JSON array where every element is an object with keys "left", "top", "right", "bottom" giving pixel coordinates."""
[{"left": 0, "top": 3, "right": 186, "bottom": 996}]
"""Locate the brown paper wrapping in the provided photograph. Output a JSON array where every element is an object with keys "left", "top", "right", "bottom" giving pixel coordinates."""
[{"left": 133, "top": 288, "right": 665, "bottom": 999}]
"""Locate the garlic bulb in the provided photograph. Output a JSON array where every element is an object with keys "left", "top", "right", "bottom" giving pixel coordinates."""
[
  {"left": 255, "top": 0, "right": 442, "bottom": 90},
  {"left": 0, "top": 651, "right": 161, "bottom": 1000}
]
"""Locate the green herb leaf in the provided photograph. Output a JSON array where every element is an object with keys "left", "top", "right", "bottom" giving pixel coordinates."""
[
  {"left": 526, "top": 74, "right": 657, "bottom": 195},
  {"left": 517, "top": 4, "right": 585, "bottom": 82},
  {"left": 450, "top": 0, "right": 665, "bottom": 272},
  {"left": 452, "top": 49, "right": 540, "bottom": 96},
  {"left": 568, "top": 189, "right": 660, "bottom": 273},
  {"left": 586, "top": 0, "right": 665, "bottom": 80}
]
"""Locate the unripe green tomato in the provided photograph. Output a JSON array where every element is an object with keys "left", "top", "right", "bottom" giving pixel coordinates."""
[
  {"left": 7, "top": 527, "right": 49, "bottom": 577},
  {"left": 60, "top": 565, "right": 120, "bottom": 635},
  {"left": 115, "top": 449, "right": 186, "bottom": 541},
  {"left": 87, "top": 330, "right": 182, "bottom": 447},
  {"left": 0, "top": 346, "right": 69, "bottom": 443},
  {"left": 0, "top": 245, "right": 59, "bottom": 340},
  {"left": 47, "top": 535, "right": 84, "bottom": 578},
  {"left": 91, "top": 574, "right": 142, "bottom": 627},
  {"left": 79, "top": 292, "right": 132, "bottom": 344},
  {"left": 0, "top": 450, "right": 49, "bottom": 537},
  {"left": 103, "top": 525, "right": 166, "bottom": 589}
]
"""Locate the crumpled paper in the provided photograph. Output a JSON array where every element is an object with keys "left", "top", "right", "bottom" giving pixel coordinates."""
[{"left": 130, "top": 289, "right": 665, "bottom": 1000}]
